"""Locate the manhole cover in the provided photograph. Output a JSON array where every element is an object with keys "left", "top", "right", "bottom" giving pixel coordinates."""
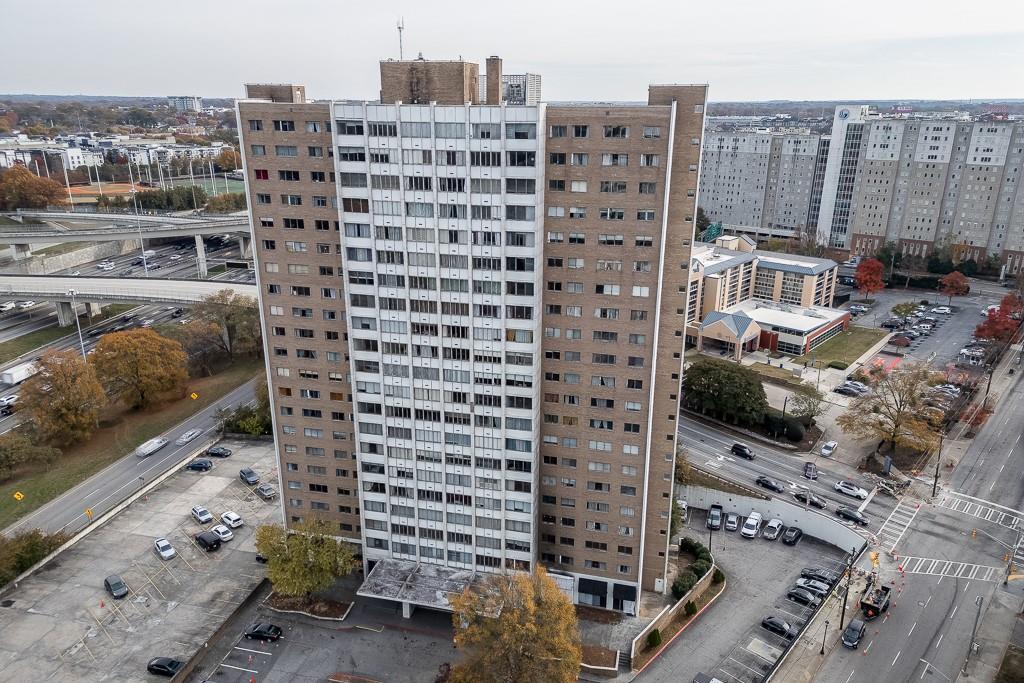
[{"left": 0, "top": 599, "right": 14, "bottom": 608}]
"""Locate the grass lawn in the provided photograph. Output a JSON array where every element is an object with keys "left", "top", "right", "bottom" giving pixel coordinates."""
[
  {"left": 0, "top": 356, "right": 263, "bottom": 529},
  {"left": 0, "top": 303, "right": 135, "bottom": 366},
  {"left": 749, "top": 361, "right": 803, "bottom": 386},
  {"left": 796, "top": 326, "right": 887, "bottom": 367}
]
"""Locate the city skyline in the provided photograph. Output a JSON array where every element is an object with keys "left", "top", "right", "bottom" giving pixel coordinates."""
[{"left": 1, "top": 0, "right": 1022, "bottom": 101}]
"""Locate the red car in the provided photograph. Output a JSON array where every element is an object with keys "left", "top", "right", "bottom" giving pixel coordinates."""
[{"left": 889, "top": 336, "right": 912, "bottom": 347}]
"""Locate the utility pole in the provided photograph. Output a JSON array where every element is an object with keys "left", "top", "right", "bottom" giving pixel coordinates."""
[
  {"left": 839, "top": 546, "right": 855, "bottom": 630},
  {"left": 932, "top": 431, "right": 944, "bottom": 498},
  {"left": 962, "top": 595, "right": 983, "bottom": 675},
  {"left": 1006, "top": 523, "right": 1022, "bottom": 586}
]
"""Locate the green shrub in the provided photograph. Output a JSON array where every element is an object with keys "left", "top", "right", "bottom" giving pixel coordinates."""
[
  {"left": 679, "top": 537, "right": 699, "bottom": 554},
  {"left": 672, "top": 570, "right": 698, "bottom": 599},
  {"left": 784, "top": 418, "right": 805, "bottom": 442},
  {"left": 828, "top": 360, "right": 849, "bottom": 370},
  {"left": 696, "top": 549, "right": 713, "bottom": 563},
  {"left": 713, "top": 568, "right": 725, "bottom": 584},
  {"left": 646, "top": 629, "right": 662, "bottom": 649},
  {"left": 685, "top": 600, "right": 697, "bottom": 617},
  {"left": 764, "top": 413, "right": 786, "bottom": 437},
  {"left": 691, "top": 559, "right": 711, "bottom": 579}
]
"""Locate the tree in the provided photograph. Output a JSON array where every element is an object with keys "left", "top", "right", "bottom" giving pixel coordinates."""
[
  {"left": 670, "top": 499, "right": 684, "bottom": 537},
  {"left": 891, "top": 302, "right": 918, "bottom": 319},
  {"left": 0, "top": 165, "right": 67, "bottom": 209},
  {"left": 939, "top": 271, "right": 970, "bottom": 305},
  {"left": 91, "top": 329, "right": 188, "bottom": 409},
  {"left": 674, "top": 447, "right": 692, "bottom": 484},
  {"left": 161, "top": 319, "right": 228, "bottom": 376},
  {"left": 788, "top": 384, "right": 826, "bottom": 425},
  {"left": 254, "top": 518, "right": 357, "bottom": 599},
  {"left": 449, "top": 566, "right": 581, "bottom": 683},
  {"left": 874, "top": 241, "right": 902, "bottom": 276},
  {"left": 205, "top": 192, "right": 247, "bottom": 213},
  {"left": 1000, "top": 291, "right": 1024, "bottom": 319},
  {"left": 975, "top": 310, "right": 1019, "bottom": 343},
  {"left": 0, "top": 529, "right": 70, "bottom": 585},
  {"left": 683, "top": 358, "right": 768, "bottom": 427},
  {"left": 19, "top": 350, "right": 106, "bottom": 446},
  {"left": 0, "top": 432, "right": 61, "bottom": 481},
  {"left": 191, "top": 289, "right": 261, "bottom": 355},
  {"left": 695, "top": 206, "right": 710, "bottom": 234},
  {"left": 854, "top": 258, "right": 885, "bottom": 299},
  {"left": 215, "top": 148, "right": 239, "bottom": 172},
  {"left": 835, "top": 362, "right": 938, "bottom": 454}
]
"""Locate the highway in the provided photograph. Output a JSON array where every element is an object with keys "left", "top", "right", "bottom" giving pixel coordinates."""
[{"left": 4, "top": 378, "right": 259, "bottom": 536}]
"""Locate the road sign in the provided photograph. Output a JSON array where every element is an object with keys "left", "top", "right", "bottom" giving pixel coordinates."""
[
  {"left": 190, "top": 392, "right": 199, "bottom": 400},
  {"left": 85, "top": 507, "right": 94, "bottom": 520},
  {"left": 13, "top": 491, "right": 24, "bottom": 501}
]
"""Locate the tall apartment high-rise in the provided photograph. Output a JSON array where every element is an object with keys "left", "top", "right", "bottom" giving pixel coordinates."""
[
  {"left": 478, "top": 72, "right": 543, "bottom": 105},
  {"left": 237, "top": 58, "right": 706, "bottom": 616},
  {"left": 168, "top": 95, "right": 203, "bottom": 113}
]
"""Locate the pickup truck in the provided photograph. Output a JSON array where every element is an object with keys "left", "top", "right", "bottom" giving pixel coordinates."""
[{"left": 706, "top": 504, "right": 724, "bottom": 530}]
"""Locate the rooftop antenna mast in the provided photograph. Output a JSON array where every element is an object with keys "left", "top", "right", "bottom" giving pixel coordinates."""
[{"left": 397, "top": 18, "right": 405, "bottom": 60}]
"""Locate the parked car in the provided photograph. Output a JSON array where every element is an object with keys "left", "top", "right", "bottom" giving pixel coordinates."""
[
  {"left": 195, "top": 530, "right": 222, "bottom": 551},
  {"left": 834, "top": 480, "right": 869, "bottom": 499},
  {"left": 782, "top": 527, "right": 803, "bottom": 546},
  {"left": 836, "top": 506, "right": 869, "bottom": 526},
  {"left": 221, "top": 511, "right": 243, "bottom": 528},
  {"left": 244, "top": 623, "right": 283, "bottom": 642},
  {"left": 803, "top": 462, "right": 818, "bottom": 480},
  {"left": 730, "top": 442, "right": 754, "bottom": 460},
  {"left": 104, "top": 574, "right": 129, "bottom": 599},
  {"left": 834, "top": 385, "right": 862, "bottom": 397},
  {"left": 881, "top": 319, "right": 903, "bottom": 330},
  {"left": 931, "top": 306, "right": 952, "bottom": 314},
  {"left": 801, "top": 567, "right": 840, "bottom": 585},
  {"left": 795, "top": 577, "right": 831, "bottom": 597},
  {"left": 191, "top": 505, "right": 213, "bottom": 524},
  {"left": 761, "top": 616, "right": 797, "bottom": 639},
  {"left": 146, "top": 657, "right": 183, "bottom": 678},
  {"left": 820, "top": 440, "right": 838, "bottom": 457},
  {"left": 185, "top": 458, "right": 213, "bottom": 472},
  {"left": 787, "top": 587, "right": 821, "bottom": 607},
  {"left": 842, "top": 618, "right": 868, "bottom": 648},
  {"left": 239, "top": 467, "right": 260, "bottom": 485},
  {"left": 741, "top": 512, "right": 763, "bottom": 538},
  {"left": 724, "top": 513, "right": 739, "bottom": 531},
  {"left": 889, "top": 335, "right": 912, "bottom": 347},
  {"left": 175, "top": 428, "right": 203, "bottom": 446},
  {"left": 762, "top": 519, "right": 784, "bottom": 540},
  {"left": 256, "top": 483, "right": 278, "bottom": 500},
  {"left": 755, "top": 475, "right": 786, "bottom": 494},
  {"left": 206, "top": 445, "right": 233, "bottom": 458},
  {"left": 793, "top": 489, "right": 827, "bottom": 510},
  {"left": 211, "top": 524, "right": 234, "bottom": 542},
  {"left": 153, "top": 537, "right": 176, "bottom": 560}
]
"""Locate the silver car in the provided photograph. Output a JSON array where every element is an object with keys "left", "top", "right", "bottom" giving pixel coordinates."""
[
  {"left": 153, "top": 537, "right": 176, "bottom": 560},
  {"left": 175, "top": 428, "right": 203, "bottom": 446}
]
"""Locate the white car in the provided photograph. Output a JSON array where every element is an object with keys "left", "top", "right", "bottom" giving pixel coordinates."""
[
  {"left": 820, "top": 440, "right": 839, "bottom": 457},
  {"left": 0, "top": 395, "right": 18, "bottom": 406},
  {"left": 211, "top": 524, "right": 234, "bottom": 542},
  {"left": 0, "top": 302, "right": 14, "bottom": 312},
  {"left": 17, "top": 301, "right": 36, "bottom": 309},
  {"left": 931, "top": 306, "right": 952, "bottom": 314},
  {"left": 169, "top": 254, "right": 183, "bottom": 261},
  {"left": 140, "top": 319, "right": 155, "bottom": 329},
  {"left": 221, "top": 511, "right": 243, "bottom": 528},
  {"left": 175, "top": 428, "right": 203, "bottom": 445},
  {"left": 834, "top": 480, "right": 869, "bottom": 500},
  {"left": 191, "top": 505, "right": 213, "bottom": 524},
  {"left": 153, "top": 537, "right": 176, "bottom": 560},
  {"left": 69, "top": 270, "right": 81, "bottom": 276},
  {"left": 762, "top": 519, "right": 785, "bottom": 541}
]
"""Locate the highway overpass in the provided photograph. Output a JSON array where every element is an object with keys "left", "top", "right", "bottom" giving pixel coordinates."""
[
  {"left": 0, "top": 275, "right": 257, "bottom": 325},
  {"left": 0, "top": 210, "right": 249, "bottom": 244}
]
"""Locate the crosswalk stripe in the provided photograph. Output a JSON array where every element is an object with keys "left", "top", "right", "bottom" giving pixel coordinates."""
[
  {"left": 938, "top": 494, "right": 1024, "bottom": 531},
  {"left": 895, "top": 556, "right": 1001, "bottom": 582}
]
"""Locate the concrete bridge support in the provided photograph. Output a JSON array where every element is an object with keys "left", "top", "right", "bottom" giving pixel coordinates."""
[
  {"left": 87, "top": 302, "right": 103, "bottom": 317},
  {"left": 237, "top": 235, "right": 252, "bottom": 259},
  {"left": 11, "top": 244, "right": 32, "bottom": 260},
  {"left": 56, "top": 300, "right": 76, "bottom": 327},
  {"left": 195, "top": 234, "right": 208, "bottom": 278}
]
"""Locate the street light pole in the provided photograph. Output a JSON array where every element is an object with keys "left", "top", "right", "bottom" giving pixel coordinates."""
[
  {"left": 932, "top": 431, "right": 945, "bottom": 498},
  {"left": 839, "top": 546, "right": 855, "bottom": 631},
  {"left": 962, "top": 596, "right": 983, "bottom": 675},
  {"left": 820, "top": 619, "right": 830, "bottom": 655},
  {"left": 67, "top": 289, "right": 86, "bottom": 360}
]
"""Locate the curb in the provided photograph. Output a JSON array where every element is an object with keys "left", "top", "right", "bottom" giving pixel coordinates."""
[
  {"left": 633, "top": 578, "right": 728, "bottom": 676},
  {"left": 264, "top": 595, "right": 352, "bottom": 622}
]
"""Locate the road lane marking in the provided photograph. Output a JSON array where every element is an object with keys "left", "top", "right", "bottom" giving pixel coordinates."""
[
  {"left": 935, "top": 633, "right": 944, "bottom": 649},
  {"left": 845, "top": 671, "right": 855, "bottom": 683},
  {"left": 925, "top": 595, "right": 932, "bottom": 608},
  {"left": 950, "top": 606, "right": 958, "bottom": 619},
  {"left": 892, "top": 651, "right": 901, "bottom": 666},
  {"left": 908, "top": 622, "right": 916, "bottom": 637}
]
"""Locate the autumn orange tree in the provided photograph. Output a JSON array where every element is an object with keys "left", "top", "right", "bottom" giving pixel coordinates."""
[
  {"left": 975, "top": 309, "right": 1020, "bottom": 343},
  {"left": 449, "top": 566, "right": 582, "bottom": 683},
  {"left": 855, "top": 258, "right": 885, "bottom": 299},
  {"left": 0, "top": 165, "right": 67, "bottom": 209},
  {"left": 939, "top": 270, "right": 970, "bottom": 305},
  {"left": 20, "top": 350, "right": 106, "bottom": 446},
  {"left": 90, "top": 329, "right": 188, "bottom": 409},
  {"left": 215, "top": 148, "right": 239, "bottom": 171},
  {"left": 836, "top": 361, "right": 939, "bottom": 454}
]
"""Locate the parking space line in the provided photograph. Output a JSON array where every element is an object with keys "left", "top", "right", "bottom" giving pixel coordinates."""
[
  {"left": 220, "top": 663, "right": 259, "bottom": 673},
  {"left": 727, "top": 656, "right": 763, "bottom": 676},
  {"left": 233, "top": 645, "right": 273, "bottom": 655}
]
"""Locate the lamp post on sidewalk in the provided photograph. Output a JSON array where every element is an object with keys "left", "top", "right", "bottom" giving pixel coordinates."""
[
  {"left": 932, "top": 430, "right": 945, "bottom": 498},
  {"left": 67, "top": 289, "right": 86, "bottom": 360},
  {"left": 839, "top": 546, "right": 856, "bottom": 631},
  {"left": 820, "top": 619, "right": 830, "bottom": 655}
]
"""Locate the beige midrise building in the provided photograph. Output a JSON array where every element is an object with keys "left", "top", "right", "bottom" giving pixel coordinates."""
[{"left": 686, "top": 235, "right": 849, "bottom": 359}]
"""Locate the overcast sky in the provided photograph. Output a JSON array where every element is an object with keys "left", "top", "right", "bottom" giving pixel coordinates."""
[{"left": 2, "top": 0, "right": 1022, "bottom": 102}]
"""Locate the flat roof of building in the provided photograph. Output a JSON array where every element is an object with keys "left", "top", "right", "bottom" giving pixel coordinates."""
[
  {"left": 728, "top": 299, "right": 847, "bottom": 334},
  {"left": 357, "top": 558, "right": 484, "bottom": 611}
]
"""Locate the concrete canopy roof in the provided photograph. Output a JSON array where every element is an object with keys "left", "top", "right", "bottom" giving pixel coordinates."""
[{"left": 357, "top": 558, "right": 486, "bottom": 612}]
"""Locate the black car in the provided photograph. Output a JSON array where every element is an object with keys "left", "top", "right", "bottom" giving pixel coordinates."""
[
  {"left": 195, "top": 531, "right": 222, "bottom": 552},
  {"left": 803, "top": 462, "right": 818, "bottom": 480},
  {"left": 206, "top": 446, "right": 233, "bottom": 458},
  {"left": 782, "top": 527, "right": 803, "bottom": 546},
  {"left": 793, "top": 490, "right": 827, "bottom": 509},
  {"left": 245, "top": 623, "right": 283, "bottom": 641},
  {"left": 755, "top": 476, "right": 785, "bottom": 494},
  {"left": 836, "top": 506, "right": 869, "bottom": 526},
  {"left": 239, "top": 467, "right": 260, "bottom": 485},
  {"left": 121, "top": 314, "right": 137, "bottom": 323},
  {"left": 787, "top": 588, "right": 821, "bottom": 607},
  {"left": 0, "top": 405, "right": 13, "bottom": 417},
  {"left": 147, "top": 657, "right": 183, "bottom": 677},
  {"left": 881, "top": 319, "right": 903, "bottom": 330},
  {"left": 104, "top": 574, "right": 129, "bottom": 599},
  {"left": 801, "top": 567, "right": 840, "bottom": 585},
  {"left": 731, "top": 443, "right": 754, "bottom": 460},
  {"left": 87, "top": 327, "right": 105, "bottom": 337},
  {"left": 842, "top": 618, "right": 867, "bottom": 648},
  {"left": 171, "top": 308, "right": 184, "bottom": 318},
  {"left": 185, "top": 458, "right": 213, "bottom": 472},
  {"left": 131, "top": 258, "right": 144, "bottom": 266},
  {"left": 761, "top": 616, "right": 796, "bottom": 639}
]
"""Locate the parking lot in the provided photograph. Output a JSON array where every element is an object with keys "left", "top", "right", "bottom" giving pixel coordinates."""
[
  {"left": 0, "top": 439, "right": 280, "bottom": 682},
  {"left": 846, "top": 287, "right": 1001, "bottom": 368},
  {"left": 643, "top": 508, "right": 847, "bottom": 683}
]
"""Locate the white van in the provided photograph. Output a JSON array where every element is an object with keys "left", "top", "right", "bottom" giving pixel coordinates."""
[
  {"left": 740, "top": 511, "right": 763, "bottom": 538},
  {"left": 143, "top": 249, "right": 157, "bottom": 258}
]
